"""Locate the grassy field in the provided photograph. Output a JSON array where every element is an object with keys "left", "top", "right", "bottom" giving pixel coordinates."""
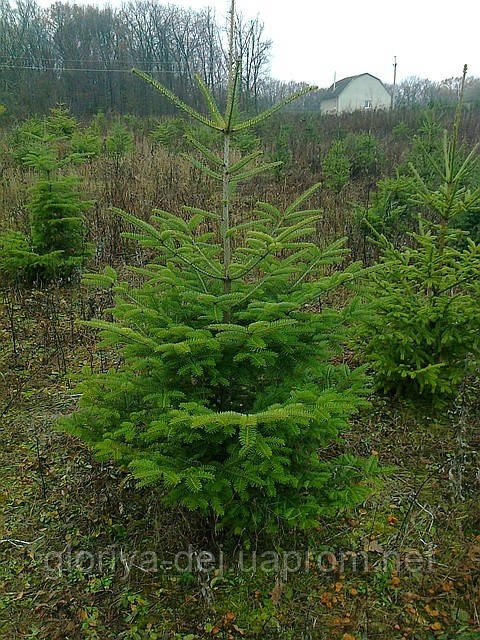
[
  {"left": 0, "top": 283, "right": 479, "bottom": 640},
  {"left": 0, "top": 105, "right": 480, "bottom": 638}
]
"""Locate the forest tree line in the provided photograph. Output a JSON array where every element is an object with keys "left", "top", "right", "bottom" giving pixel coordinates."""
[{"left": 1, "top": 0, "right": 480, "bottom": 119}]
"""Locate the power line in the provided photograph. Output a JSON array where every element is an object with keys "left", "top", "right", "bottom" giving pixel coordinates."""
[
  {"left": 0, "top": 55, "right": 179, "bottom": 67},
  {"left": 0, "top": 65, "right": 179, "bottom": 73}
]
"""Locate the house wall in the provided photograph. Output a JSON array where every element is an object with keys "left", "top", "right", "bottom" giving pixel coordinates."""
[
  {"left": 320, "top": 97, "right": 338, "bottom": 114},
  {"left": 337, "top": 75, "right": 391, "bottom": 113}
]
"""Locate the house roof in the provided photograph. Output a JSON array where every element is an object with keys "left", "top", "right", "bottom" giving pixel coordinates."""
[{"left": 321, "top": 73, "right": 388, "bottom": 101}]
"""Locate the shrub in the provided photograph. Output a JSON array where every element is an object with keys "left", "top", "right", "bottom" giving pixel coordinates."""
[
  {"left": 0, "top": 231, "right": 42, "bottom": 283},
  {"left": 392, "top": 122, "right": 410, "bottom": 141},
  {"left": 343, "top": 132, "right": 383, "bottom": 179},
  {"left": 323, "top": 140, "right": 351, "bottom": 192},
  {"left": 400, "top": 113, "right": 444, "bottom": 189},
  {"left": 123, "top": 113, "right": 143, "bottom": 133},
  {"left": 151, "top": 118, "right": 186, "bottom": 152},
  {"left": 398, "top": 112, "right": 480, "bottom": 242},
  {"left": 45, "top": 104, "right": 78, "bottom": 137},
  {"left": 358, "top": 69, "right": 480, "bottom": 405},
  {"left": 9, "top": 105, "right": 80, "bottom": 165},
  {"left": 0, "top": 138, "right": 93, "bottom": 284},
  {"left": 9, "top": 117, "right": 46, "bottom": 164},
  {"left": 106, "top": 121, "right": 134, "bottom": 159},
  {"left": 152, "top": 117, "right": 258, "bottom": 157},
  {"left": 91, "top": 111, "right": 107, "bottom": 135},
  {"left": 360, "top": 226, "right": 480, "bottom": 403},
  {"left": 59, "top": 34, "right": 379, "bottom": 533},
  {"left": 71, "top": 128, "right": 102, "bottom": 158},
  {"left": 356, "top": 175, "right": 418, "bottom": 241},
  {"left": 231, "top": 128, "right": 260, "bottom": 154}
]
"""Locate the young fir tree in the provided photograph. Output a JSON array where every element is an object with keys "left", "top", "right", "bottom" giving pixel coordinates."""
[
  {"left": 59, "top": 1, "right": 378, "bottom": 533},
  {"left": 359, "top": 66, "right": 480, "bottom": 405},
  {"left": 323, "top": 140, "right": 351, "bottom": 193},
  {"left": 106, "top": 121, "right": 134, "bottom": 159},
  {"left": 0, "top": 133, "right": 93, "bottom": 284}
]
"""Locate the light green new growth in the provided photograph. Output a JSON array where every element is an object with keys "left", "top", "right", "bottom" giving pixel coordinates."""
[{"left": 133, "top": 18, "right": 316, "bottom": 297}]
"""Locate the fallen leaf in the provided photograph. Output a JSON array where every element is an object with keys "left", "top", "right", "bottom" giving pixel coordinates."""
[
  {"left": 223, "top": 611, "right": 236, "bottom": 624},
  {"left": 402, "top": 592, "right": 418, "bottom": 603},
  {"left": 364, "top": 539, "right": 384, "bottom": 553}
]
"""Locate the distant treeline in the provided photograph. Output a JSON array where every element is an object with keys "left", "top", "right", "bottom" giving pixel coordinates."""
[
  {"left": 1, "top": 0, "right": 480, "bottom": 119},
  {"left": 0, "top": 0, "right": 321, "bottom": 117}
]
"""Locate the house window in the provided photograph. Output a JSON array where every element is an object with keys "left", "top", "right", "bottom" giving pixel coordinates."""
[{"left": 364, "top": 99, "right": 372, "bottom": 109}]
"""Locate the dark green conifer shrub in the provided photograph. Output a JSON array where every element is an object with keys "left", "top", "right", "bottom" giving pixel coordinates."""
[
  {"left": 106, "top": 121, "right": 134, "bottom": 159},
  {"left": 358, "top": 68, "right": 480, "bottom": 404},
  {"left": 323, "top": 140, "right": 351, "bottom": 192},
  {"left": 343, "top": 132, "right": 383, "bottom": 179},
  {"left": 323, "top": 132, "right": 382, "bottom": 192},
  {"left": 0, "top": 231, "right": 42, "bottom": 283},
  {"left": 10, "top": 105, "right": 79, "bottom": 165},
  {"left": 71, "top": 127, "right": 102, "bottom": 158},
  {"left": 392, "top": 122, "right": 410, "bottom": 141},
  {"left": 59, "top": 3, "right": 379, "bottom": 533},
  {"left": 10, "top": 117, "right": 47, "bottom": 164},
  {"left": 152, "top": 117, "right": 259, "bottom": 157},
  {"left": 151, "top": 118, "right": 187, "bottom": 152},
  {"left": 357, "top": 112, "right": 480, "bottom": 245},
  {"left": 45, "top": 104, "right": 78, "bottom": 137},
  {"left": 123, "top": 113, "right": 143, "bottom": 134},
  {"left": 0, "top": 138, "right": 93, "bottom": 284},
  {"left": 402, "top": 115, "right": 480, "bottom": 243},
  {"left": 230, "top": 128, "right": 260, "bottom": 153},
  {"left": 355, "top": 175, "right": 419, "bottom": 242},
  {"left": 400, "top": 114, "right": 444, "bottom": 189},
  {"left": 91, "top": 111, "right": 107, "bottom": 135}
]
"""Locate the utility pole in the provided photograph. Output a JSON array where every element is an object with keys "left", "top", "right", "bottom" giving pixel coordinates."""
[{"left": 391, "top": 55, "right": 397, "bottom": 110}]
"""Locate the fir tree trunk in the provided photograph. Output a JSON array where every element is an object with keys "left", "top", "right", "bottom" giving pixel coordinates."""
[{"left": 222, "top": 131, "right": 231, "bottom": 295}]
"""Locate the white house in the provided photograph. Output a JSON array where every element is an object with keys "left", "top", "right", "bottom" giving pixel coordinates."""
[{"left": 320, "top": 73, "right": 391, "bottom": 114}]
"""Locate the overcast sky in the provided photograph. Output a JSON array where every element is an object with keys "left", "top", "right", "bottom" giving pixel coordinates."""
[{"left": 38, "top": 0, "right": 479, "bottom": 87}]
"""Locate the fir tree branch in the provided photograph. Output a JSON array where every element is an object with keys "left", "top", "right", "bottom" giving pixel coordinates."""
[
  {"left": 232, "top": 85, "right": 318, "bottom": 132},
  {"left": 229, "top": 150, "right": 263, "bottom": 175},
  {"left": 182, "top": 154, "right": 222, "bottom": 180},
  {"left": 132, "top": 69, "right": 222, "bottom": 131},
  {"left": 193, "top": 73, "right": 225, "bottom": 127},
  {"left": 230, "top": 161, "right": 282, "bottom": 183},
  {"left": 113, "top": 207, "right": 224, "bottom": 283},
  {"left": 184, "top": 133, "right": 224, "bottom": 166}
]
